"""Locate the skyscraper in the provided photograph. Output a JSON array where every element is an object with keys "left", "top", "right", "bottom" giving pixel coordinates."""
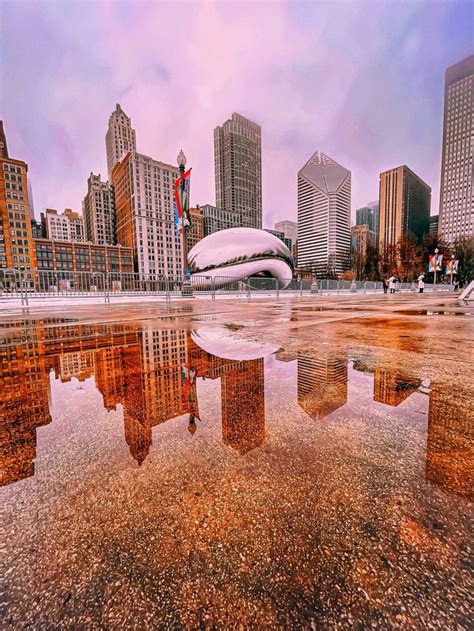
[
  {"left": 351, "top": 224, "right": 377, "bottom": 258},
  {"left": 83, "top": 173, "right": 116, "bottom": 245},
  {"left": 274, "top": 220, "right": 298, "bottom": 244},
  {"left": 439, "top": 55, "right": 474, "bottom": 243},
  {"left": 0, "top": 124, "right": 37, "bottom": 271},
  {"left": 355, "top": 200, "right": 379, "bottom": 243},
  {"left": 297, "top": 151, "right": 351, "bottom": 275},
  {"left": 214, "top": 113, "right": 262, "bottom": 229},
  {"left": 112, "top": 151, "right": 182, "bottom": 276},
  {"left": 200, "top": 204, "right": 240, "bottom": 236},
  {"left": 105, "top": 103, "right": 137, "bottom": 180},
  {"left": 429, "top": 215, "right": 439, "bottom": 237},
  {"left": 379, "top": 166, "right": 431, "bottom": 251}
]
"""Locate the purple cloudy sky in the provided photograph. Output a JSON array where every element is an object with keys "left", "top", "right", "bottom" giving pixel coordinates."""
[{"left": 1, "top": 0, "right": 472, "bottom": 227}]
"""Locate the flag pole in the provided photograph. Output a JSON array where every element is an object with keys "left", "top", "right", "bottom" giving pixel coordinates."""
[{"left": 177, "top": 149, "right": 192, "bottom": 296}]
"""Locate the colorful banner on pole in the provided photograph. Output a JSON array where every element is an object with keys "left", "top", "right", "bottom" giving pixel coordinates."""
[
  {"left": 174, "top": 168, "right": 192, "bottom": 236},
  {"left": 445, "top": 259, "right": 459, "bottom": 274},
  {"left": 429, "top": 253, "right": 443, "bottom": 272}
]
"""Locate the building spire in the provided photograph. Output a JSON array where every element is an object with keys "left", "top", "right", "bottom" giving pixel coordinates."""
[{"left": 0, "top": 120, "right": 9, "bottom": 159}]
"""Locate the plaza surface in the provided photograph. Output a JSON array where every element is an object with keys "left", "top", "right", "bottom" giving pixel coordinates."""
[{"left": 1, "top": 293, "right": 472, "bottom": 628}]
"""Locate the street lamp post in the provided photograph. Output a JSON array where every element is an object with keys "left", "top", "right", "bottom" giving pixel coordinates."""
[
  {"left": 177, "top": 149, "right": 192, "bottom": 296},
  {"left": 434, "top": 248, "right": 439, "bottom": 286},
  {"left": 450, "top": 254, "right": 455, "bottom": 287}
]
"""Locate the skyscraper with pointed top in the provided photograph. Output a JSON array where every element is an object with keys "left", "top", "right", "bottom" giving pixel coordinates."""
[
  {"left": 105, "top": 103, "right": 137, "bottom": 179},
  {"left": 297, "top": 151, "right": 351, "bottom": 276}
]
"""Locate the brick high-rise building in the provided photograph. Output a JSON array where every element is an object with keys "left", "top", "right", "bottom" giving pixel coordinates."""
[
  {"left": 214, "top": 113, "right": 262, "bottom": 228},
  {"left": 186, "top": 207, "right": 204, "bottom": 251},
  {"left": 83, "top": 173, "right": 116, "bottom": 245},
  {"left": 439, "top": 55, "right": 474, "bottom": 243},
  {"left": 0, "top": 125, "right": 37, "bottom": 270},
  {"left": 105, "top": 103, "right": 137, "bottom": 180},
  {"left": 112, "top": 151, "right": 182, "bottom": 276},
  {"left": 297, "top": 151, "right": 351, "bottom": 276},
  {"left": 379, "top": 166, "right": 431, "bottom": 251}
]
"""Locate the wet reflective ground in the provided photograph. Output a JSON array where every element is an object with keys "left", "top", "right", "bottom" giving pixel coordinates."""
[{"left": 1, "top": 295, "right": 473, "bottom": 628}]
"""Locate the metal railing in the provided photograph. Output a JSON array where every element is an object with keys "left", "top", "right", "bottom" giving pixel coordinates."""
[{"left": 0, "top": 269, "right": 460, "bottom": 306}]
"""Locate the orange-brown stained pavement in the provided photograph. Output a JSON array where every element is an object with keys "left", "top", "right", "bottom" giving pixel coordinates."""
[{"left": 0, "top": 293, "right": 473, "bottom": 628}]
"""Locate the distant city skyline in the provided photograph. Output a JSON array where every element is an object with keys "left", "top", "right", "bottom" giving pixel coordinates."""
[{"left": 0, "top": 1, "right": 472, "bottom": 227}]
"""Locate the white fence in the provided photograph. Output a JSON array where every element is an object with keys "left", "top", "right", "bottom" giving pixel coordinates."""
[{"left": 0, "top": 269, "right": 457, "bottom": 306}]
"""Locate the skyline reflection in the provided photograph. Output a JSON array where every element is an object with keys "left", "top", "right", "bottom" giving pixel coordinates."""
[{"left": 0, "top": 318, "right": 471, "bottom": 498}]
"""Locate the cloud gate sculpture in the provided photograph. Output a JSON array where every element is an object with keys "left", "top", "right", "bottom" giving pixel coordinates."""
[{"left": 187, "top": 227, "right": 294, "bottom": 287}]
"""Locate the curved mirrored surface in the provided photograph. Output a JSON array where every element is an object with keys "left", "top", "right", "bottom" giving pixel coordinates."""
[{"left": 188, "top": 227, "right": 294, "bottom": 285}]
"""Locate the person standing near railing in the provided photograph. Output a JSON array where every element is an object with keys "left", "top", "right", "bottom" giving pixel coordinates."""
[
  {"left": 418, "top": 274, "right": 425, "bottom": 293},
  {"left": 388, "top": 275, "right": 396, "bottom": 294}
]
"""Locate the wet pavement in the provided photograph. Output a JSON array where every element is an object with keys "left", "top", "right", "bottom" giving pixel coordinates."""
[{"left": 1, "top": 294, "right": 473, "bottom": 628}]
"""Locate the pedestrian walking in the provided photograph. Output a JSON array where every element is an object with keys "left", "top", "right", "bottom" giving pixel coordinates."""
[
  {"left": 418, "top": 274, "right": 425, "bottom": 293},
  {"left": 388, "top": 275, "right": 396, "bottom": 294},
  {"left": 382, "top": 277, "right": 388, "bottom": 294}
]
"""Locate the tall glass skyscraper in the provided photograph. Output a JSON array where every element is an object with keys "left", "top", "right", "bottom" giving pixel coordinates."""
[
  {"left": 356, "top": 200, "right": 379, "bottom": 243},
  {"left": 439, "top": 55, "right": 474, "bottom": 243}
]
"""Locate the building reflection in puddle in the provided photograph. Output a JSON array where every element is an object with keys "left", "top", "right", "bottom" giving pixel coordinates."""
[
  {"left": 297, "top": 352, "right": 348, "bottom": 419},
  {"left": 349, "top": 348, "right": 472, "bottom": 498},
  {"left": 0, "top": 319, "right": 270, "bottom": 484},
  {"left": 0, "top": 318, "right": 472, "bottom": 499},
  {"left": 426, "top": 382, "right": 473, "bottom": 497},
  {"left": 374, "top": 367, "right": 421, "bottom": 407}
]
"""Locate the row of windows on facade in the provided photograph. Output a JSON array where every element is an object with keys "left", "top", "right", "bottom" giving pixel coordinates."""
[
  {"left": 3, "top": 164, "right": 22, "bottom": 173},
  {"left": 114, "top": 128, "right": 133, "bottom": 137},
  {"left": 8, "top": 210, "right": 26, "bottom": 219},
  {"left": 0, "top": 232, "right": 29, "bottom": 247},
  {"left": 4, "top": 171, "right": 22, "bottom": 182},
  {"left": 4, "top": 182, "right": 23, "bottom": 192},
  {"left": 445, "top": 129, "right": 471, "bottom": 138}
]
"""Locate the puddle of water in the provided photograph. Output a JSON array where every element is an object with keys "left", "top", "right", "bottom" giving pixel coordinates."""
[
  {"left": 1, "top": 318, "right": 472, "bottom": 627},
  {"left": 395, "top": 309, "right": 472, "bottom": 316}
]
